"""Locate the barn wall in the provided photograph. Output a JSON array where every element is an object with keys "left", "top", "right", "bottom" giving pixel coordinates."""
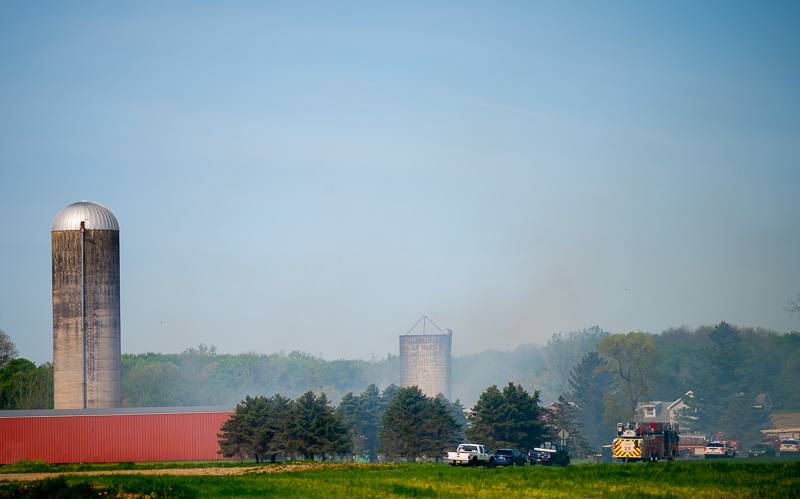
[{"left": 0, "top": 411, "right": 232, "bottom": 464}]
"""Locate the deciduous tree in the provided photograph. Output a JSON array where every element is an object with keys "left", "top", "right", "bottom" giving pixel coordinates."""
[
  {"left": 597, "top": 332, "right": 659, "bottom": 419},
  {"left": 0, "top": 329, "right": 17, "bottom": 369},
  {"left": 546, "top": 395, "right": 591, "bottom": 457}
]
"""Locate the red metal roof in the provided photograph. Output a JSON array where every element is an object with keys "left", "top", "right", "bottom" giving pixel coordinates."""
[{"left": 0, "top": 408, "right": 233, "bottom": 464}]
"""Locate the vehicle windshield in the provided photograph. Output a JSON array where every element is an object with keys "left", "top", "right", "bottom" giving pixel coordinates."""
[
  {"left": 495, "top": 450, "right": 513, "bottom": 455},
  {"left": 460, "top": 445, "right": 478, "bottom": 452},
  {"left": 782, "top": 440, "right": 798, "bottom": 445},
  {"left": 707, "top": 443, "right": 724, "bottom": 447}
]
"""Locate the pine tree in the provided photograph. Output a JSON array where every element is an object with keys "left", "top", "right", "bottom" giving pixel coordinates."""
[
  {"left": 448, "top": 398, "right": 468, "bottom": 442},
  {"left": 258, "top": 394, "right": 293, "bottom": 462},
  {"left": 337, "top": 392, "right": 364, "bottom": 455},
  {"left": 379, "top": 386, "right": 431, "bottom": 460},
  {"left": 337, "top": 384, "right": 384, "bottom": 462},
  {"left": 358, "top": 384, "right": 383, "bottom": 462},
  {"left": 380, "top": 384, "right": 400, "bottom": 408},
  {"left": 218, "top": 396, "right": 255, "bottom": 461},
  {"left": 316, "top": 393, "right": 351, "bottom": 460},
  {"left": 289, "top": 391, "right": 350, "bottom": 460},
  {"left": 245, "top": 396, "right": 270, "bottom": 463},
  {"left": 465, "top": 385, "right": 504, "bottom": 448},
  {"left": 467, "top": 382, "right": 544, "bottom": 450},
  {"left": 568, "top": 352, "right": 612, "bottom": 450},
  {"left": 687, "top": 322, "right": 772, "bottom": 448},
  {"left": 424, "top": 395, "right": 462, "bottom": 459}
]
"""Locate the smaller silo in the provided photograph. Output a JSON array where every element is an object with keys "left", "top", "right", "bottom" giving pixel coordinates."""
[{"left": 399, "top": 316, "right": 452, "bottom": 399}]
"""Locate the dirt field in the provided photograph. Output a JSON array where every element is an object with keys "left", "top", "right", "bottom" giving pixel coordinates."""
[{"left": 0, "top": 462, "right": 337, "bottom": 481}]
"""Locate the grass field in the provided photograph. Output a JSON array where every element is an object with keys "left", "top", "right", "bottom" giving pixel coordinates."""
[{"left": 1, "top": 460, "right": 799, "bottom": 498}]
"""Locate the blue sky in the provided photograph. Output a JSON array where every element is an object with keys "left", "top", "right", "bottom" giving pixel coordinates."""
[{"left": 1, "top": 1, "right": 798, "bottom": 363}]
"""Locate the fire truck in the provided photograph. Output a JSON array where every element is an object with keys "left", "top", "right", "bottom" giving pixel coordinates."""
[
  {"left": 613, "top": 422, "right": 680, "bottom": 462},
  {"left": 677, "top": 433, "right": 707, "bottom": 459}
]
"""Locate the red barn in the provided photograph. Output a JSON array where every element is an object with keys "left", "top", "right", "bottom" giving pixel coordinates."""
[{"left": 0, "top": 406, "right": 233, "bottom": 464}]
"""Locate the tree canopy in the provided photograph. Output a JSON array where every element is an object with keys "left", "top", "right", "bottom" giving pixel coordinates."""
[
  {"left": 0, "top": 329, "right": 18, "bottom": 370},
  {"left": 567, "top": 351, "right": 612, "bottom": 449},
  {"left": 466, "top": 382, "right": 544, "bottom": 450},
  {"left": 218, "top": 392, "right": 350, "bottom": 462},
  {"left": 597, "top": 332, "right": 659, "bottom": 420},
  {"left": 378, "top": 386, "right": 460, "bottom": 460}
]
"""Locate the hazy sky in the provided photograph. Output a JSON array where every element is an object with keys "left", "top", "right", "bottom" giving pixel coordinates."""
[{"left": 1, "top": 2, "right": 798, "bottom": 364}]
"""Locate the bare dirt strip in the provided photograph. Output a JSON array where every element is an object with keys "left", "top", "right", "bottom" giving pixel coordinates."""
[{"left": 0, "top": 462, "right": 343, "bottom": 481}]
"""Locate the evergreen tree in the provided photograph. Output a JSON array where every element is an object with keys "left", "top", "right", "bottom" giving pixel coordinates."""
[
  {"left": 321, "top": 393, "right": 352, "bottom": 460},
  {"left": 289, "top": 391, "right": 350, "bottom": 460},
  {"left": 425, "top": 395, "right": 462, "bottom": 459},
  {"left": 466, "top": 382, "right": 544, "bottom": 450},
  {"left": 358, "top": 384, "right": 383, "bottom": 462},
  {"left": 244, "top": 396, "right": 270, "bottom": 463},
  {"left": 379, "top": 386, "right": 431, "bottom": 460},
  {"left": 337, "top": 384, "right": 384, "bottom": 462},
  {"left": 448, "top": 398, "right": 468, "bottom": 442},
  {"left": 686, "top": 322, "right": 771, "bottom": 448},
  {"left": 218, "top": 397, "right": 255, "bottom": 461},
  {"left": 337, "top": 392, "right": 364, "bottom": 456},
  {"left": 568, "top": 352, "right": 612, "bottom": 449},
  {"left": 466, "top": 385, "right": 504, "bottom": 448},
  {"left": 258, "top": 394, "right": 294, "bottom": 462},
  {"left": 380, "top": 384, "right": 400, "bottom": 408}
]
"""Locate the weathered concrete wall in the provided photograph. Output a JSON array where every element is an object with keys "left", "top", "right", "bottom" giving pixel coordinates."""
[
  {"left": 52, "top": 229, "right": 121, "bottom": 409},
  {"left": 399, "top": 333, "right": 451, "bottom": 399}
]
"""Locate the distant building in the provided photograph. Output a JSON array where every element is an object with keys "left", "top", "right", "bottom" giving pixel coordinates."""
[
  {"left": 399, "top": 316, "right": 452, "bottom": 399},
  {"left": 636, "top": 394, "right": 691, "bottom": 429},
  {"left": 762, "top": 410, "right": 800, "bottom": 441}
]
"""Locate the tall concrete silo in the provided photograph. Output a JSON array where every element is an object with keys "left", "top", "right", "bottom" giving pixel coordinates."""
[
  {"left": 399, "top": 316, "right": 452, "bottom": 399},
  {"left": 52, "top": 201, "right": 121, "bottom": 409}
]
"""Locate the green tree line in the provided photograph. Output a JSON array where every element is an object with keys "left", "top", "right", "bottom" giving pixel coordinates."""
[
  {"left": 219, "top": 382, "right": 547, "bottom": 462},
  {"left": 1, "top": 322, "right": 798, "bottom": 455},
  {"left": 554, "top": 322, "right": 797, "bottom": 454}
]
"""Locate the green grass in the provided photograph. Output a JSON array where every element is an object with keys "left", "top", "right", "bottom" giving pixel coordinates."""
[{"left": 2, "top": 460, "right": 799, "bottom": 498}]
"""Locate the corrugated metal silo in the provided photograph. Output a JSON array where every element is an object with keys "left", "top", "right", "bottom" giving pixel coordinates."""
[
  {"left": 399, "top": 316, "right": 452, "bottom": 399},
  {"left": 51, "top": 201, "right": 121, "bottom": 409}
]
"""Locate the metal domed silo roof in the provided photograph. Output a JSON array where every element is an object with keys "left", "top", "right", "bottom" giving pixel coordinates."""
[{"left": 51, "top": 201, "right": 119, "bottom": 231}]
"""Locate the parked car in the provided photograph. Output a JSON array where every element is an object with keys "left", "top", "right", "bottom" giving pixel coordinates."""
[
  {"left": 747, "top": 443, "right": 776, "bottom": 458},
  {"left": 704, "top": 441, "right": 736, "bottom": 458},
  {"left": 491, "top": 448, "right": 526, "bottom": 466},
  {"left": 447, "top": 443, "right": 493, "bottom": 466},
  {"left": 779, "top": 439, "right": 799, "bottom": 456},
  {"left": 528, "top": 442, "right": 570, "bottom": 466}
]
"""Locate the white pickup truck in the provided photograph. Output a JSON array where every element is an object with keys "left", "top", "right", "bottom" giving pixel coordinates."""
[{"left": 446, "top": 443, "right": 492, "bottom": 466}]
